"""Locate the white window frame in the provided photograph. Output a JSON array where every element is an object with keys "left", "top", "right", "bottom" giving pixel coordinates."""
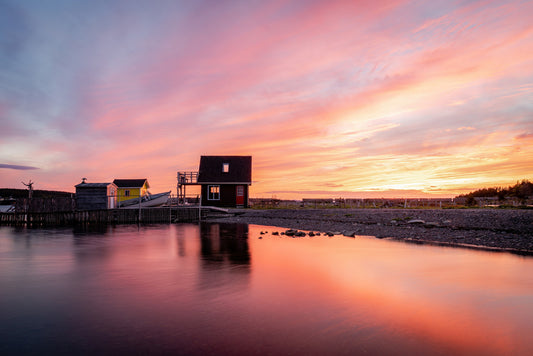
[
  {"left": 222, "top": 163, "right": 229, "bottom": 173},
  {"left": 208, "top": 185, "right": 220, "bottom": 200}
]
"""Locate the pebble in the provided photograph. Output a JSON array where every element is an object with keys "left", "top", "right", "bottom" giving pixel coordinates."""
[
  {"left": 424, "top": 222, "right": 440, "bottom": 228},
  {"left": 407, "top": 219, "right": 425, "bottom": 224}
]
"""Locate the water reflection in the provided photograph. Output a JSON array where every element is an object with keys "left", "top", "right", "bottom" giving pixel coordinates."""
[
  {"left": 0, "top": 224, "right": 532, "bottom": 355},
  {"left": 200, "top": 223, "right": 251, "bottom": 265},
  {"left": 197, "top": 223, "right": 250, "bottom": 291},
  {"left": 72, "top": 223, "right": 110, "bottom": 236}
]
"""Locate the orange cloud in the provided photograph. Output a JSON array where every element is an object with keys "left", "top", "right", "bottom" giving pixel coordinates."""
[{"left": 1, "top": 0, "right": 532, "bottom": 197}]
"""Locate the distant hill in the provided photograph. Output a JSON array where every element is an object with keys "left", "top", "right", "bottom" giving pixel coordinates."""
[
  {"left": 0, "top": 188, "right": 73, "bottom": 200},
  {"left": 455, "top": 179, "right": 532, "bottom": 205}
]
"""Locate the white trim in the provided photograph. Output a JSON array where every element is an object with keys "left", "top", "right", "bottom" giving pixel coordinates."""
[{"left": 207, "top": 185, "right": 220, "bottom": 200}]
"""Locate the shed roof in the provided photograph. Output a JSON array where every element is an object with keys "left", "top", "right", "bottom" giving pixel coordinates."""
[
  {"left": 113, "top": 179, "right": 150, "bottom": 188},
  {"left": 75, "top": 182, "right": 115, "bottom": 188},
  {"left": 197, "top": 156, "right": 252, "bottom": 184}
]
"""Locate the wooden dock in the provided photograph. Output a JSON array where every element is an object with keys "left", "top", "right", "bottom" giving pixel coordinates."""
[{"left": 0, "top": 206, "right": 227, "bottom": 226}]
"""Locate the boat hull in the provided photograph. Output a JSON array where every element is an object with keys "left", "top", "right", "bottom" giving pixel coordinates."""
[{"left": 119, "top": 191, "right": 170, "bottom": 208}]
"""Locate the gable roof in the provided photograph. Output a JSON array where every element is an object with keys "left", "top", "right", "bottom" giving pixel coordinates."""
[
  {"left": 197, "top": 156, "right": 252, "bottom": 184},
  {"left": 113, "top": 179, "right": 150, "bottom": 189}
]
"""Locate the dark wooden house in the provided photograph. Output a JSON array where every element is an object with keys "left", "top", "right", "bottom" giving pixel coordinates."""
[
  {"left": 197, "top": 156, "right": 252, "bottom": 208},
  {"left": 75, "top": 181, "right": 117, "bottom": 210}
]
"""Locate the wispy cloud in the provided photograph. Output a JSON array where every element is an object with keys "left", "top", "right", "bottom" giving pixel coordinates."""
[
  {"left": 0, "top": 164, "right": 39, "bottom": 170},
  {"left": 515, "top": 132, "right": 533, "bottom": 140},
  {"left": 0, "top": 0, "right": 532, "bottom": 195}
]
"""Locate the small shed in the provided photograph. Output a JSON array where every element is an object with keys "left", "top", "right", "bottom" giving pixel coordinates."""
[
  {"left": 197, "top": 156, "right": 252, "bottom": 208},
  {"left": 113, "top": 179, "right": 150, "bottom": 206},
  {"left": 75, "top": 182, "right": 117, "bottom": 210}
]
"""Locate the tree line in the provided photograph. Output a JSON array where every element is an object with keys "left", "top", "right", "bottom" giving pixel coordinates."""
[
  {"left": 0, "top": 188, "right": 72, "bottom": 200},
  {"left": 456, "top": 179, "right": 532, "bottom": 204}
]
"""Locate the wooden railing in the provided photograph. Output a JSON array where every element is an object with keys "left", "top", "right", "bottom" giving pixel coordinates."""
[{"left": 177, "top": 171, "right": 199, "bottom": 185}]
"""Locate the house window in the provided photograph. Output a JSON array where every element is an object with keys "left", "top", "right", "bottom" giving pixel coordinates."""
[
  {"left": 222, "top": 163, "right": 229, "bottom": 173},
  {"left": 125, "top": 190, "right": 130, "bottom": 197},
  {"left": 208, "top": 185, "right": 220, "bottom": 200}
]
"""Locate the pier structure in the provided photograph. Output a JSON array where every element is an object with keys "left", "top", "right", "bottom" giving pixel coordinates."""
[
  {"left": 0, "top": 206, "right": 229, "bottom": 226},
  {"left": 177, "top": 171, "right": 200, "bottom": 204}
]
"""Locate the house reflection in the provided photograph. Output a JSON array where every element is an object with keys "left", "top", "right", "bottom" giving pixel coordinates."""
[
  {"left": 196, "top": 223, "right": 251, "bottom": 291},
  {"left": 71, "top": 225, "right": 114, "bottom": 264},
  {"left": 72, "top": 224, "right": 110, "bottom": 237},
  {"left": 200, "top": 223, "right": 251, "bottom": 265}
]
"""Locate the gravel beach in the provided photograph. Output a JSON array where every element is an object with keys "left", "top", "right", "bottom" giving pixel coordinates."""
[{"left": 209, "top": 208, "right": 533, "bottom": 255}]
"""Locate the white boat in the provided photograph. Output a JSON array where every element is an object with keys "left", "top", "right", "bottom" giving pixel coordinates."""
[
  {"left": 119, "top": 191, "right": 170, "bottom": 208},
  {"left": 0, "top": 204, "right": 15, "bottom": 213}
]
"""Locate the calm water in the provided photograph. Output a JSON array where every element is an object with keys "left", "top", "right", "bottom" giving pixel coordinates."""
[{"left": 1, "top": 223, "right": 532, "bottom": 355}]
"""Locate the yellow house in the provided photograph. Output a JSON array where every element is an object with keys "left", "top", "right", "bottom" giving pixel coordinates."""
[{"left": 113, "top": 179, "right": 150, "bottom": 205}]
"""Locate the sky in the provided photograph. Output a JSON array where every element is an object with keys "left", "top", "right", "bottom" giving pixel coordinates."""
[{"left": 1, "top": 0, "right": 532, "bottom": 199}]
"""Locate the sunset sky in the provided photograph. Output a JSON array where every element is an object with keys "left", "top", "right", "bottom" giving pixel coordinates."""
[{"left": 1, "top": 0, "right": 532, "bottom": 199}]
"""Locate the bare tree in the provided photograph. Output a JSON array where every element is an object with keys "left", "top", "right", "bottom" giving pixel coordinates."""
[{"left": 22, "top": 180, "right": 34, "bottom": 199}]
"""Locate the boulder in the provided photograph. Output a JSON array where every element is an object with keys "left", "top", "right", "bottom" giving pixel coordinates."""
[{"left": 285, "top": 229, "right": 297, "bottom": 236}]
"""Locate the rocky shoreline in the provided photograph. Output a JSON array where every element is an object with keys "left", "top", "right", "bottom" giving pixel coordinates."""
[{"left": 209, "top": 208, "right": 533, "bottom": 255}]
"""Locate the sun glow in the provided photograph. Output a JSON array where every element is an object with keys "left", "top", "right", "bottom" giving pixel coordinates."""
[{"left": 1, "top": 0, "right": 532, "bottom": 197}]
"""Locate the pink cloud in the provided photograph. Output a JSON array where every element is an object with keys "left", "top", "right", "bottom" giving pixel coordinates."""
[
  {"left": 515, "top": 132, "right": 533, "bottom": 140},
  {"left": 2, "top": 0, "right": 532, "bottom": 197}
]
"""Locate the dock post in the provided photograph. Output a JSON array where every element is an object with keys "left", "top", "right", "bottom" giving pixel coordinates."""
[{"left": 198, "top": 192, "right": 202, "bottom": 222}]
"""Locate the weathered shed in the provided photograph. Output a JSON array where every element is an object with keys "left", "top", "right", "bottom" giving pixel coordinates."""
[{"left": 75, "top": 182, "right": 117, "bottom": 210}]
